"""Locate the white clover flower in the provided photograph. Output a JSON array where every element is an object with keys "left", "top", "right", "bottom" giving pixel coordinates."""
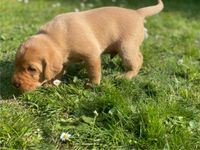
[
  {"left": 52, "top": 2, "right": 61, "bottom": 8},
  {"left": 88, "top": 3, "right": 94, "bottom": 8},
  {"left": 93, "top": 110, "right": 98, "bottom": 116},
  {"left": 74, "top": 8, "right": 80, "bottom": 12},
  {"left": 178, "top": 59, "right": 183, "bottom": 64},
  {"left": 80, "top": 2, "right": 85, "bottom": 8},
  {"left": 178, "top": 59, "right": 183, "bottom": 65},
  {"left": 56, "top": 2, "right": 61, "bottom": 7},
  {"left": 24, "top": 0, "right": 29, "bottom": 4},
  {"left": 34, "top": 128, "right": 43, "bottom": 140},
  {"left": 53, "top": 79, "right": 61, "bottom": 86},
  {"left": 60, "top": 132, "right": 71, "bottom": 141},
  {"left": 108, "top": 110, "right": 113, "bottom": 115}
]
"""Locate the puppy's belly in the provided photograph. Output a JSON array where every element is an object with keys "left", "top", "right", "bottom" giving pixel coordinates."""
[
  {"left": 103, "top": 42, "right": 119, "bottom": 58},
  {"left": 68, "top": 57, "right": 84, "bottom": 63}
]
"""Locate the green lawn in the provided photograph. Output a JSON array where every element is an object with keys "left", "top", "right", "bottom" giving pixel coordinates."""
[{"left": 0, "top": 0, "right": 200, "bottom": 149}]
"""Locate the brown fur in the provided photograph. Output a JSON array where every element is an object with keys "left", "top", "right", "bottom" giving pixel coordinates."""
[{"left": 12, "top": 0, "right": 163, "bottom": 91}]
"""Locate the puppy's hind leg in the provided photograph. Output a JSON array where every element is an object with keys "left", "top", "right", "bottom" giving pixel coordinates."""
[{"left": 119, "top": 42, "right": 143, "bottom": 79}]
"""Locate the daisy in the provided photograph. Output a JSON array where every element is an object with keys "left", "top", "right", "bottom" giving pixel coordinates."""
[
  {"left": 53, "top": 79, "right": 61, "bottom": 86},
  {"left": 60, "top": 132, "right": 71, "bottom": 142}
]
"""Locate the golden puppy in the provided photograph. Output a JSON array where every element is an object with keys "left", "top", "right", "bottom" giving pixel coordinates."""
[{"left": 12, "top": 0, "right": 163, "bottom": 91}]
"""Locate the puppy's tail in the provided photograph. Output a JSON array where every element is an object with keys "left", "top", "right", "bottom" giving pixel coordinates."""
[{"left": 137, "top": 0, "right": 164, "bottom": 17}]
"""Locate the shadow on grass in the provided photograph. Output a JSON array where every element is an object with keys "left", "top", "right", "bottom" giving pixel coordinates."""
[
  {"left": 61, "top": 55, "right": 124, "bottom": 83},
  {"left": 0, "top": 61, "right": 20, "bottom": 100},
  {"left": 162, "top": 0, "right": 200, "bottom": 19},
  {"left": 62, "top": 0, "right": 200, "bottom": 19}
]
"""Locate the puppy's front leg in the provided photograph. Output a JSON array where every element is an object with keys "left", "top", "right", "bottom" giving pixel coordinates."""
[{"left": 85, "top": 56, "right": 101, "bottom": 86}]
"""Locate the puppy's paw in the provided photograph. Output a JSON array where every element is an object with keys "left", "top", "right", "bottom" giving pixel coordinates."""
[
  {"left": 84, "top": 82, "right": 93, "bottom": 89},
  {"left": 115, "top": 74, "right": 123, "bottom": 79},
  {"left": 115, "top": 74, "right": 127, "bottom": 79},
  {"left": 115, "top": 73, "right": 132, "bottom": 80},
  {"left": 43, "top": 82, "right": 54, "bottom": 88},
  {"left": 84, "top": 80, "right": 101, "bottom": 89}
]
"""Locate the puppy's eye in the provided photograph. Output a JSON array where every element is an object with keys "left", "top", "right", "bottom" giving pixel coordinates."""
[{"left": 27, "top": 65, "right": 37, "bottom": 72}]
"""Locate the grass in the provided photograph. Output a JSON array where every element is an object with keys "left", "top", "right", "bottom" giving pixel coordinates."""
[{"left": 0, "top": 0, "right": 200, "bottom": 149}]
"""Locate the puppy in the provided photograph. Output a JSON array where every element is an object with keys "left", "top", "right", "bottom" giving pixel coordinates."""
[{"left": 12, "top": 0, "right": 163, "bottom": 91}]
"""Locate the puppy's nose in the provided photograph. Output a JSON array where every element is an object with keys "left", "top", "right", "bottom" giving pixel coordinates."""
[{"left": 13, "top": 82, "right": 21, "bottom": 88}]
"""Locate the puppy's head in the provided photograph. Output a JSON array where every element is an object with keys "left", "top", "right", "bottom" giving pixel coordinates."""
[{"left": 12, "top": 35, "right": 63, "bottom": 92}]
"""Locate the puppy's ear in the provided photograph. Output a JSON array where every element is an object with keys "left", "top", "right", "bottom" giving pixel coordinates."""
[{"left": 43, "top": 51, "right": 63, "bottom": 81}]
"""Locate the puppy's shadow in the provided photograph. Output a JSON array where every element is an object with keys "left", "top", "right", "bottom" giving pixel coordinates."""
[
  {"left": 61, "top": 63, "right": 88, "bottom": 83},
  {"left": 0, "top": 61, "right": 20, "bottom": 100},
  {"left": 61, "top": 55, "right": 124, "bottom": 83}
]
